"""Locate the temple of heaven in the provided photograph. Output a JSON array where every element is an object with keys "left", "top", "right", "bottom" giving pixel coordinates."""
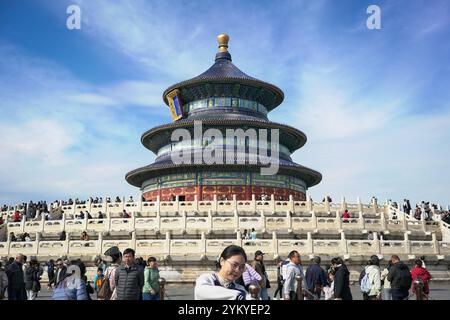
[{"left": 126, "top": 34, "right": 322, "bottom": 201}]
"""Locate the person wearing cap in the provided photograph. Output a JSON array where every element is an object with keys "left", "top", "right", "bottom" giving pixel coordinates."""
[{"left": 251, "top": 250, "right": 269, "bottom": 300}]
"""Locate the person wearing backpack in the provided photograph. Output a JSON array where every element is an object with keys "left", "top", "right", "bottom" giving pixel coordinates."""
[
  {"left": 411, "top": 259, "right": 432, "bottom": 300},
  {"left": 387, "top": 255, "right": 412, "bottom": 300},
  {"left": 98, "top": 246, "right": 122, "bottom": 300},
  {"left": 360, "top": 255, "right": 381, "bottom": 300}
]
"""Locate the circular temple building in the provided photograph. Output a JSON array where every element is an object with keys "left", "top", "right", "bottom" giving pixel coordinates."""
[{"left": 126, "top": 34, "right": 322, "bottom": 201}]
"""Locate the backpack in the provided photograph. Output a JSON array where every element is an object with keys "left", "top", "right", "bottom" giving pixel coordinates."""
[
  {"left": 360, "top": 273, "right": 372, "bottom": 293},
  {"left": 97, "top": 272, "right": 112, "bottom": 300}
]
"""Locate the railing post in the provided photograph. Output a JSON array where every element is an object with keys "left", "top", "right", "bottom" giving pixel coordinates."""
[
  {"left": 307, "top": 196, "right": 312, "bottom": 212},
  {"left": 156, "top": 195, "right": 161, "bottom": 215},
  {"left": 432, "top": 233, "right": 439, "bottom": 254},
  {"left": 373, "top": 232, "right": 381, "bottom": 254},
  {"left": 289, "top": 194, "right": 294, "bottom": 212},
  {"left": 341, "top": 196, "right": 347, "bottom": 211},
  {"left": 207, "top": 209, "right": 213, "bottom": 232},
  {"left": 340, "top": 232, "right": 348, "bottom": 254},
  {"left": 404, "top": 232, "right": 411, "bottom": 254},
  {"left": 213, "top": 194, "right": 218, "bottom": 213},
  {"left": 358, "top": 211, "right": 365, "bottom": 229},
  {"left": 131, "top": 231, "right": 136, "bottom": 251},
  {"left": 234, "top": 210, "right": 239, "bottom": 231},
  {"left": 201, "top": 231, "right": 206, "bottom": 256},
  {"left": 373, "top": 198, "right": 378, "bottom": 214},
  {"left": 270, "top": 194, "right": 275, "bottom": 213},
  {"left": 286, "top": 210, "right": 292, "bottom": 232},
  {"left": 233, "top": 194, "right": 237, "bottom": 212},
  {"left": 175, "top": 195, "right": 180, "bottom": 213},
  {"left": 251, "top": 194, "right": 257, "bottom": 212},
  {"left": 381, "top": 212, "right": 386, "bottom": 231},
  {"left": 165, "top": 232, "right": 171, "bottom": 257},
  {"left": 236, "top": 231, "right": 242, "bottom": 247},
  {"left": 357, "top": 197, "right": 363, "bottom": 213},
  {"left": 98, "top": 232, "right": 103, "bottom": 255},
  {"left": 324, "top": 196, "right": 330, "bottom": 212},
  {"left": 181, "top": 210, "right": 187, "bottom": 230},
  {"left": 260, "top": 210, "right": 266, "bottom": 232},
  {"left": 307, "top": 232, "right": 313, "bottom": 254},
  {"left": 193, "top": 195, "right": 199, "bottom": 211},
  {"left": 272, "top": 231, "right": 278, "bottom": 256},
  {"left": 335, "top": 210, "right": 342, "bottom": 230},
  {"left": 40, "top": 211, "right": 45, "bottom": 233},
  {"left": 311, "top": 211, "right": 317, "bottom": 229}
]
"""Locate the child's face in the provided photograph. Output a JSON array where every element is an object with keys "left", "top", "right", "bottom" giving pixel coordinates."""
[{"left": 97, "top": 271, "right": 102, "bottom": 276}]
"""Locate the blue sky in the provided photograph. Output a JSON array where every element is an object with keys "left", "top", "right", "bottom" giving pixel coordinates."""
[{"left": 0, "top": 0, "right": 449, "bottom": 207}]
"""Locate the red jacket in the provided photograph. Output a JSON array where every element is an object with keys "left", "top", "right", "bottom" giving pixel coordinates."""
[
  {"left": 411, "top": 266, "right": 431, "bottom": 294},
  {"left": 12, "top": 211, "right": 21, "bottom": 222}
]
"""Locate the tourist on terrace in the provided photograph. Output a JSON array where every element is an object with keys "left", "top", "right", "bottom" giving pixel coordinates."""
[
  {"left": 97, "top": 211, "right": 104, "bottom": 219},
  {"left": 9, "top": 232, "right": 17, "bottom": 242},
  {"left": 115, "top": 248, "right": 144, "bottom": 300},
  {"left": 59, "top": 231, "right": 66, "bottom": 241},
  {"left": 331, "top": 257, "right": 352, "bottom": 300},
  {"left": 128, "top": 196, "right": 134, "bottom": 203},
  {"left": 143, "top": 256, "right": 160, "bottom": 300},
  {"left": 195, "top": 245, "right": 255, "bottom": 300},
  {"left": 342, "top": 210, "right": 350, "bottom": 223},
  {"left": 12, "top": 210, "right": 21, "bottom": 222},
  {"left": 305, "top": 256, "right": 328, "bottom": 300},
  {"left": 115, "top": 196, "right": 121, "bottom": 203},
  {"left": 80, "top": 231, "right": 89, "bottom": 241},
  {"left": 403, "top": 199, "right": 412, "bottom": 215},
  {"left": 283, "top": 250, "right": 305, "bottom": 300},
  {"left": 241, "top": 229, "right": 249, "bottom": 240},
  {"left": 249, "top": 228, "right": 257, "bottom": 240},
  {"left": 411, "top": 258, "right": 432, "bottom": 300},
  {"left": 387, "top": 255, "right": 412, "bottom": 300}
]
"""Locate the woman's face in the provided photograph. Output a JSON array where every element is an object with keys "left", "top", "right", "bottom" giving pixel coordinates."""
[{"left": 220, "top": 254, "right": 246, "bottom": 282}]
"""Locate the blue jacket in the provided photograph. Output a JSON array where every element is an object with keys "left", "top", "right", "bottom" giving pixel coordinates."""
[
  {"left": 52, "top": 276, "right": 89, "bottom": 300},
  {"left": 305, "top": 263, "right": 328, "bottom": 291}
]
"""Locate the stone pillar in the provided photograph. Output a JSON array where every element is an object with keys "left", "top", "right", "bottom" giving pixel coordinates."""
[
  {"left": 372, "top": 198, "right": 378, "bottom": 214},
  {"left": 272, "top": 231, "right": 278, "bottom": 255},
  {"left": 324, "top": 196, "right": 330, "bottom": 212},
  {"left": 358, "top": 211, "right": 365, "bottom": 229},
  {"left": 307, "top": 232, "right": 313, "bottom": 254},
  {"left": 181, "top": 210, "right": 187, "bottom": 231},
  {"left": 432, "top": 233, "right": 439, "bottom": 254},
  {"left": 270, "top": 194, "right": 276, "bottom": 213},
  {"left": 201, "top": 231, "right": 206, "bottom": 255},
  {"left": 289, "top": 194, "right": 294, "bottom": 212},
  {"left": 260, "top": 210, "right": 266, "bottom": 232},
  {"left": 341, "top": 196, "right": 347, "bottom": 211},
  {"left": 232, "top": 194, "right": 237, "bottom": 212},
  {"left": 165, "top": 231, "right": 171, "bottom": 257},
  {"left": 251, "top": 194, "right": 257, "bottom": 212},
  {"left": 340, "top": 232, "right": 348, "bottom": 254},
  {"left": 404, "top": 232, "right": 411, "bottom": 254},
  {"left": 286, "top": 210, "right": 292, "bottom": 232},
  {"left": 207, "top": 209, "right": 213, "bottom": 233},
  {"left": 380, "top": 212, "right": 386, "bottom": 231},
  {"left": 175, "top": 195, "right": 180, "bottom": 213},
  {"left": 311, "top": 211, "right": 317, "bottom": 229},
  {"left": 193, "top": 195, "right": 199, "bottom": 211},
  {"left": 357, "top": 197, "right": 363, "bottom": 213},
  {"left": 236, "top": 231, "right": 242, "bottom": 247},
  {"left": 335, "top": 210, "right": 342, "bottom": 230},
  {"left": 307, "top": 196, "right": 312, "bottom": 212},
  {"left": 97, "top": 232, "right": 103, "bottom": 255},
  {"left": 234, "top": 210, "right": 239, "bottom": 231},
  {"left": 156, "top": 195, "right": 161, "bottom": 216},
  {"left": 213, "top": 194, "right": 218, "bottom": 213},
  {"left": 372, "top": 232, "right": 381, "bottom": 254}
]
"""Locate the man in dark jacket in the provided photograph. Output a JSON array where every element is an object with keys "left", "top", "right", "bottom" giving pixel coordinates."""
[
  {"left": 25, "top": 258, "right": 40, "bottom": 300},
  {"left": 305, "top": 256, "right": 328, "bottom": 300},
  {"left": 5, "top": 254, "right": 26, "bottom": 300},
  {"left": 331, "top": 257, "right": 353, "bottom": 300},
  {"left": 115, "top": 248, "right": 144, "bottom": 300},
  {"left": 387, "top": 255, "right": 412, "bottom": 300}
]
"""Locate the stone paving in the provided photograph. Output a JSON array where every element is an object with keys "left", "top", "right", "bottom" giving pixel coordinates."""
[{"left": 31, "top": 282, "right": 450, "bottom": 300}]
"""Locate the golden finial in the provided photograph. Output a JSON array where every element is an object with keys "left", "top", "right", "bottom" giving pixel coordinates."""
[{"left": 217, "top": 33, "right": 230, "bottom": 52}]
